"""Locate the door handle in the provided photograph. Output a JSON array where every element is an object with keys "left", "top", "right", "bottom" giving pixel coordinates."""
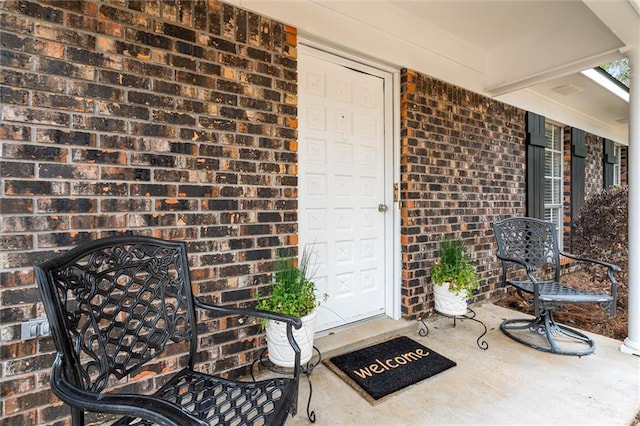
[{"left": 378, "top": 204, "right": 388, "bottom": 213}]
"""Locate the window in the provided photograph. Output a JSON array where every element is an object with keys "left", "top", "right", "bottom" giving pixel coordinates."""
[
  {"left": 544, "top": 122, "right": 563, "bottom": 241},
  {"left": 613, "top": 145, "right": 622, "bottom": 186},
  {"left": 604, "top": 139, "right": 620, "bottom": 188}
]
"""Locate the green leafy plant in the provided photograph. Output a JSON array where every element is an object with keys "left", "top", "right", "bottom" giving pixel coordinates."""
[
  {"left": 256, "top": 248, "right": 327, "bottom": 321},
  {"left": 430, "top": 238, "right": 479, "bottom": 300}
]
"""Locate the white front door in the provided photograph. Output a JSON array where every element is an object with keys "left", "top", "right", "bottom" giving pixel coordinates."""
[{"left": 298, "top": 47, "right": 391, "bottom": 332}]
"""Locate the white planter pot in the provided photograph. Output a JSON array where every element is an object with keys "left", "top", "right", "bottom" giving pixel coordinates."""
[
  {"left": 433, "top": 282, "right": 468, "bottom": 316},
  {"left": 266, "top": 309, "right": 317, "bottom": 368}
]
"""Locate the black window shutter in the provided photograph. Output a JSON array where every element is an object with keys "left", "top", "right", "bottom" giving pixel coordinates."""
[
  {"left": 526, "top": 112, "right": 545, "bottom": 219},
  {"left": 571, "top": 128, "right": 586, "bottom": 219},
  {"left": 603, "top": 139, "right": 617, "bottom": 188}
]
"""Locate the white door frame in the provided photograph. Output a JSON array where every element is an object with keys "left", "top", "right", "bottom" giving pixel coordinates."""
[{"left": 298, "top": 40, "right": 401, "bottom": 321}]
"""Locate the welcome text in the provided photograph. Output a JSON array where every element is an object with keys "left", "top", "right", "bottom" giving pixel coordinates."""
[{"left": 352, "top": 348, "right": 430, "bottom": 379}]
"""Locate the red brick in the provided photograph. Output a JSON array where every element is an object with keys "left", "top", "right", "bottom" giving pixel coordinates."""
[
  {"left": 4, "top": 180, "right": 70, "bottom": 197},
  {"left": 37, "top": 401, "right": 69, "bottom": 424},
  {"left": 0, "top": 410, "right": 37, "bottom": 426},
  {"left": 3, "top": 387, "right": 58, "bottom": 415},
  {"left": 0, "top": 11, "right": 33, "bottom": 34},
  {"left": 1, "top": 106, "right": 69, "bottom": 127},
  {"left": 34, "top": 21, "right": 95, "bottom": 47},
  {"left": 0, "top": 234, "right": 33, "bottom": 251},
  {"left": 67, "top": 82, "right": 124, "bottom": 101},
  {"left": 71, "top": 115, "right": 126, "bottom": 132},
  {"left": 98, "top": 4, "right": 151, "bottom": 29},
  {"left": 34, "top": 129, "right": 96, "bottom": 146},
  {"left": 33, "top": 92, "right": 93, "bottom": 112},
  {"left": 0, "top": 338, "right": 37, "bottom": 360},
  {"left": 0, "top": 161, "right": 35, "bottom": 178},
  {"left": 0, "top": 51, "right": 31, "bottom": 70},
  {"left": 0, "top": 198, "right": 33, "bottom": 214},
  {"left": 34, "top": 56, "right": 96, "bottom": 80}
]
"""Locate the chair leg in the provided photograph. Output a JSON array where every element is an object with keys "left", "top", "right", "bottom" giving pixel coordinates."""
[
  {"left": 71, "top": 408, "right": 84, "bottom": 426},
  {"left": 501, "top": 311, "right": 596, "bottom": 356}
]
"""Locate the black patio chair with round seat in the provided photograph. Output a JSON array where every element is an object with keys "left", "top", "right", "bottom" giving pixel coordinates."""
[
  {"left": 492, "top": 217, "right": 619, "bottom": 356},
  {"left": 35, "top": 235, "right": 303, "bottom": 426}
]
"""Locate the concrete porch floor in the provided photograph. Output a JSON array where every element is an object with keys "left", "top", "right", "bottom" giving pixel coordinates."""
[{"left": 286, "top": 303, "right": 640, "bottom": 426}]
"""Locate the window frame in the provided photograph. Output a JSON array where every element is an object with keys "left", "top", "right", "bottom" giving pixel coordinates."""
[
  {"left": 613, "top": 144, "right": 622, "bottom": 186},
  {"left": 544, "top": 121, "right": 564, "bottom": 244}
]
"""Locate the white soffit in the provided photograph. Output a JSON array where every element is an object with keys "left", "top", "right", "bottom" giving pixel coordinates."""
[
  {"left": 498, "top": 71, "right": 630, "bottom": 145},
  {"left": 387, "top": 0, "right": 625, "bottom": 93},
  {"left": 584, "top": 0, "right": 640, "bottom": 46}
]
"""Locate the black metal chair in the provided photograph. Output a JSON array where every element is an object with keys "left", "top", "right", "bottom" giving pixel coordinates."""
[
  {"left": 35, "top": 235, "right": 303, "bottom": 426},
  {"left": 492, "top": 217, "right": 619, "bottom": 356}
]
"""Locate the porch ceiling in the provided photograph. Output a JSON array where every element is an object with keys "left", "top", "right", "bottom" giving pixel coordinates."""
[
  {"left": 231, "top": 0, "right": 639, "bottom": 143},
  {"left": 387, "top": 0, "right": 626, "bottom": 94},
  {"left": 384, "top": 0, "right": 636, "bottom": 142}
]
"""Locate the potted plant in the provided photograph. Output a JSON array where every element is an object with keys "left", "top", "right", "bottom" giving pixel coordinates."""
[
  {"left": 256, "top": 248, "right": 327, "bottom": 367},
  {"left": 430, "top": 238, "right": 479, "bottom": 316}
]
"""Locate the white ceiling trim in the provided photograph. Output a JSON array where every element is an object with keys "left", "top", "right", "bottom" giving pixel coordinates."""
[{"left": 498, "top": 88, "right": 628, "bottom": 146}]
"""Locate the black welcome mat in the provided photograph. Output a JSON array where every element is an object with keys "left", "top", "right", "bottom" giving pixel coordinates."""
[{"left": 324, "top": 336, "right": 456, "bottom": 405}]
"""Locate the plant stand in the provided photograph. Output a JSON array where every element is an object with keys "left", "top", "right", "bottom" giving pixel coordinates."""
[
  {"left": 252, "top": 346, "right": 322, "bottom": 423},
  {"left": 419, "top": 307, "right": 489, "bottom": 350}
]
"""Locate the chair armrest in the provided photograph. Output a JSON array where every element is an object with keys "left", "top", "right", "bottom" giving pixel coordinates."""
[
  {"left": 50, "top": 355, "right": 207, "bottom": 426},
  {"left": 559, "top": 251, "right": 621, "bottom": 272},
  {"left": 496, "top": 253, "right": 537, "bottom": 273},
  {"left": 194, "top": 298, "right": 304, "bottom": 378},
  {"left": 560, "top": 251, "right": 619, "bottom": 313},
  {"left": 496, "top": 252, "right": 542, "bottom": 298},
  {"left": 194, "top": 298, "right": 303, "bottom": 329}
]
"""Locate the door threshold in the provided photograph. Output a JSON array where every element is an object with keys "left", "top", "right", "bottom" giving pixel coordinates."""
[{"left": 314, "top": 316, "right": 415, "bottom": 360}]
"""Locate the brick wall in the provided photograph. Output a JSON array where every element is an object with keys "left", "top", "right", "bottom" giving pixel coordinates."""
[
  {"left": 585, "top": 133, "right": 605, "bottom": 197},
  {"left": 0, "top": 1, "right": 297, "bottom": 424},
  {"left": 399, "top": 69, "right": 527, "bottom": 318}
]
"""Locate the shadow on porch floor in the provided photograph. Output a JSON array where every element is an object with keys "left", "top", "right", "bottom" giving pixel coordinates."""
[{"left": 286, "top": 303, "right": 639, "bottom": 426}]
